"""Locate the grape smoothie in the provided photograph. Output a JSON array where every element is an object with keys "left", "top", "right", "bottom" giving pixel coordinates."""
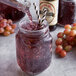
[{"left": 16, "top": 20, "right": 52, "bottom": 75}]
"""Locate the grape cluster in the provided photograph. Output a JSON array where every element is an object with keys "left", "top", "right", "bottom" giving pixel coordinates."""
[
  {"left": 0, "top": 18, "right": 16, "bottom": 36},
  {"left": 55, "top": 23, "right": 76, "bottom": 58}
]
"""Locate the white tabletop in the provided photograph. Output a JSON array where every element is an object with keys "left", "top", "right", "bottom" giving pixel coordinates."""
[{"left": 0, "top": 0, "right": 76, "bottom": 76}]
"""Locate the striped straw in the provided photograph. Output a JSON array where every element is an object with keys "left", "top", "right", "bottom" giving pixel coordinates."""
[
  {"left": 33, "top": 3, "right": 40, "bottom": 23},
  {"left": 41, "top": 8, "right": 47, "bottom": 23}
]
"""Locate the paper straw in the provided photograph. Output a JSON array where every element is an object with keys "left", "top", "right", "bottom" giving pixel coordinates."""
[
  {"left": 41, "top": 9, "right": 47, "bottom": 23},
  {"left": 33, "top": 3, "right": 40, "bottom": 23}
]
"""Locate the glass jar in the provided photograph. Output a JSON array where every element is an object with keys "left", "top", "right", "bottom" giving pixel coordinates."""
[
  {"left": 58, "top": 0, "right": 76, "bottom": 26},
  {"left": 16, "top": 20, "right": 52, "bottom": 75},
  {"left": 0, "top": 2, "right": 25, "bottom": 22}
]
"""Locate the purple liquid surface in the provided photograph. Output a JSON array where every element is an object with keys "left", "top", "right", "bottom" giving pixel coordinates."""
[
  {"left": 16, "top": 22, "right": 52, "bottom": 75},
  {"left": 58, "top": 0, "right": 76, "bottom": 25},
  {"left": 22, "top": 22, "right": 45, "bottom": 31},
  {"left": 0, "top": 2, "right": 25, "bottom": 22}
]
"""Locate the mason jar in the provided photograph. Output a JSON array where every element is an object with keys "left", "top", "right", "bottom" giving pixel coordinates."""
[{"left": 16, "top": 20, "right": 52, "bottom": 75}]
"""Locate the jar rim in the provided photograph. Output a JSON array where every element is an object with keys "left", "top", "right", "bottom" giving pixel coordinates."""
[{"left": 19, "top": 19, "right": 49, "bottom": 33}]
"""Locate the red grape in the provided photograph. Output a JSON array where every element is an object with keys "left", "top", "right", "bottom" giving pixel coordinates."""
[
  {"left": 64, "top": 24, "right": 71, "bottom": 29},
  {"left": 0, "top": 22, "right": 7, "bottom": 28},
  {"left": 59, "top": 50, "right": 67, "bottom": 58},
  {"left": 5, "top": 25, "right": 12, "bottom": 31},
  {"left": 66, "top": 36, "right": 74, "bottom": 41},
  {"left": 57, "top": 32, "right": 64, "bottom": 38},
  {"left": 55, "top": 23, "right": 76, "bottom": 58},
  {"left": 71, "top": 26, "right": 76, "bottom": 30},
  {"left": 65, "top": 45, "right": 72, "bottom": 52},
  {"left": 64, "top": 29, "right": 71, "bottom": 35},
  {"left": 1, "top": 19, "right": 7, "bottom": 23},
  {"left": 3, "top": 31, "right": 10, "bottom": 36},
  {"left": 7, "top": 19, "right": 13, "bottom": 24},
  {"left": 63, "top": 41, "right": 68, "bottom": 47},
  {"left": 11, "top": 24, "right": 16, "bottom": 29},
  {"left": 69, "top": 30, "right": 76, "bottom": 37},
  {"left": 69, "top": 41, "right": 75, "bottom": 46},
  {"left": 10, "top": 29, "right": 15, "bottom": 34},
  {"left": 0, "top": 18, "right": 16, "bottom": 36},
  {"left": 55, "top": 45, "right": 63, "bottom": 54},
  {"left": 0, "top": 28, "right": 4, "bottom": 33},
  {"left": 55, "top": 38, "right": 63, "bottom": 46}
]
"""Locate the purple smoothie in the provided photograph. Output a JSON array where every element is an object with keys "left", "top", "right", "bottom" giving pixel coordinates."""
[{"left": 16, "top": 21, "right": 52, "bottom": 75}]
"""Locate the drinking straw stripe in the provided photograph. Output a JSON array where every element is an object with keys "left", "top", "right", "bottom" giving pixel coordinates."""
[
  {"left": 42, "top": 9, "right": 47, "bottom": 18},
  {"left": 41, "top": 9, "right": 47, "bottom": 23},
  {"left": 33, "top": 3, "right": 40, "bottom": 23}
]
